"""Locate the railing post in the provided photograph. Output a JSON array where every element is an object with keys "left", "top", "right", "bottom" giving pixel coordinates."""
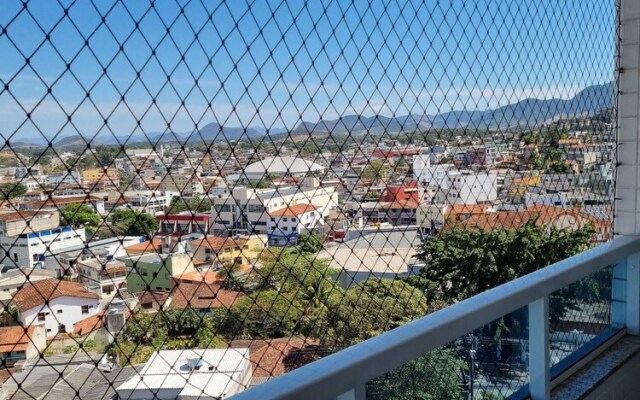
[
  {"left": 336, "top": 385, "right": 366, "bottom": 400},
  {"left": 611, "top": 253, "right": 640, "bottom": 334},
  {"left": 626, "top": 253, "right": 640, "bottom": 334},
  {"left": 529, "top": 296, "right": 550, "bottom": 400}
]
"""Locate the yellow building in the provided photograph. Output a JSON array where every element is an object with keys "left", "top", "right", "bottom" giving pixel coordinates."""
[
  {"left": 82, "top": 168, "right": 119, "bottom": 184},
  {"left": 190, "top": 234, "right": 267, "bottom": 266}
]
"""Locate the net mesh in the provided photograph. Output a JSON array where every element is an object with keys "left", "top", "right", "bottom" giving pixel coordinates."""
[{"left": 0, "top": 0, "right": 617, "bottom": 399}]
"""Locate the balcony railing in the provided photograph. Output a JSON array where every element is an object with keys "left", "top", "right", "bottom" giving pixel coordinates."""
[{"left": 230, "top": 235, "right": 640, "bottom": 400}]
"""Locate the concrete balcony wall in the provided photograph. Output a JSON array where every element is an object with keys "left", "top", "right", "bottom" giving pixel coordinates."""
[{"left": 616, "top": 0, "right": 640, "bottom": 235}]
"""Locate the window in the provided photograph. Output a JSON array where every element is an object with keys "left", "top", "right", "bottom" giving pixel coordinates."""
[
  {"left": 37, "top": 312, "right": 45, "bottom": 322},
  {"left": 58, "top": 324, "right": 66, "bottom": 334},
  {"left": 57, "top": 310, "right": 63, "bottom": 314},
  {"left": 214, "top": 204, "right": 231, "bottom": 212},
  {"left": 81, "top": 305, "right": 90, "bottom": 314},
  {"left": 291, "top": 218, "right": 297, "bottom": 222}
]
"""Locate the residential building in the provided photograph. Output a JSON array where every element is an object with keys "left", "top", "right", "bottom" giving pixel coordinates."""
[
  {"left": 445, "top": 170, "right": 498, "bottom": 205},
  {"left": 0, "top": 224, "right": 86, "bottom": 270},
  {"left": 416, "top": 203, "right": 449, "bottom": 234},
  {"left": 465, "top": 145, "right": 500, "bottom": 166},
  {"left": 156, "top": 213, "right": 211, "bottom": 236},
  {"left": 0, "top": 210, "right": 59, "bottom": 237},
  {"left": 116, "top": 348, "right": 252, "bottom": 400},
  {"left": 0, "top": 325, "right": 46, "bottom": 366},
  {"left": 12, "top": 279, "right": 100, "bottom": 336},
  {"left": 77, "top": 259, "right": 128, "bottom": 298},
  {"left": 210, "top": 184, "right": 338, "bottom": 235},
  {"left": 190, "top": 234, "right": 266, "bottom": 266},
  {"left": 267, "top": 204, "right": 323, "bottom": 246},
  {"left": 44, "top": 236, "right": 144, "bottom": 278},
  {"left": 46, "top": 171, "right": 82, "bottom": 186},
  {"left": 81, "top": 168, "right": 119, "bottom": 184},
  {"left": 0, "top": 268, "right": 58, "bottom": 310},
  {"left": 122, "top": 252, "right": 196, "bottom": 293},
  {"left": 412, "top": 155, "right": 454, "bottom": 188},
  {"left": 117, "top": 189, "right": 178, "bottom": 214},
  {"left": 19, "top": 195, "right": 106, "bottom": 215}
]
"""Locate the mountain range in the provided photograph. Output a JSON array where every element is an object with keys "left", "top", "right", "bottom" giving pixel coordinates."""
[
  {"left": 11, "top": 82, "right": 612, "bottom": 148},
  {"left": 292, "top": 82, "right": 613, "bottom": 134}
]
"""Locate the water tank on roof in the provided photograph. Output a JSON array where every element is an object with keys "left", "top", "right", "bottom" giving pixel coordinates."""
[{"left": 186, "top": 356, "right": 203, "bottom": 371}]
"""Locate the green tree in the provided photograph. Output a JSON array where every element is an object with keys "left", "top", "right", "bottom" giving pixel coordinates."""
[
  {"left": 191, "top": 316, "right": 225, "bottom": 348},
  {"left": 408, "top": 222, "right": 593, "bottom": 303},
  {"left": 110, "top": 209, "right": 159, "bottom": 238},
  {"left": 297, "top": 233, "right": 324, "bottom": 253},
  {"left": 225, "top": 290, "right": 304, "bottom": 338},
  {"left": 61, "top": 203, "right": 100, "bottom": 231},
  {"left": 324, "top": 278, "right": 428, "bottom": 347},
  {"left": 367, "top": 349, "right": 464, "bottom": 400},
  {"left": 0, "top": 182, "right": 27, "bottom": 199}
]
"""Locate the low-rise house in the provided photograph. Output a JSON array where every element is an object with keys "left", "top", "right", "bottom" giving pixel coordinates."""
[
  {"left": 122, "top": 252, "right": 195, "bottom": 293},
  {"left": 12, "top": 279, "right": 100, "bottom": 337},
  {"left": 267, "top": 204, "right": 323, "bottom": 246},
  {"left": 77, "top": 259, "right": 128, "bottom": 298},
  {"left": 0, "top": 325, "right": 46, "bottom": 366},
  {"left": 190, "top": 234, "right": 266, "bottom": 266},
  {"left": 229, "top": 338, "right": 322, "bottom": 383},
  {"left": 0, "top": 268, "right": 58, "bottom": 310},
  {"left": 116, "top": 348, "right": 252, "bottom": 400},
  {"left": 168, "top": 280, "right": 243, "bottom": 314}
]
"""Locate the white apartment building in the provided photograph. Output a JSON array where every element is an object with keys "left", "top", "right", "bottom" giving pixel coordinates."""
[
  {"left": 0, "top": 211, "right": 86, "bottom": 270},
  {"left": 46, "top": 171, "right": 83, "bottom": 186},
  {"left": 12, "top": 279, "right": 100, "bottom": 336},
  {"left": 0, "top": 226, "right": 86, "bottom": 270},
  {"left": 210, "top": 183, "right": 338, "bottom": 235},
  {"left": 445, "top": 170, "right": 498, "bottom": 205},
  {"left": 267, "top": 204, "right": 323, "bottom": 246},
  {"left": 412, "top": 155, "right": 454, "bottom": 189},
  {"left": 414, "top": 156, "right": 498, "bottom": 205},
  {"left": 114, "top": 189, "right": 179, "bottom": 214}
]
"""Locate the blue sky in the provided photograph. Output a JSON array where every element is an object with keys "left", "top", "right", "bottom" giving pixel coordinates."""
[{"left": 0, "top": 0, "right": 616, "bottom": 143}]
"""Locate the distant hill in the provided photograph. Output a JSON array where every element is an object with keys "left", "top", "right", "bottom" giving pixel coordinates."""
[
  {"left": 292, "top": 82, "right": 614, "bottom": 133},
  {"left": 44, "top": 81, "right": 614, "bottom": 148},
  {"left": 54, "top": 135, "right": 104, "bottom": 147}
]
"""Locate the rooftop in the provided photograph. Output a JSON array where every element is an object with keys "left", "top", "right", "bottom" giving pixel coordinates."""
[
  {"left": 116, "top": 348, "right": 251, "bottom": 399},
  {"left": 268, "top": 203, "right": 317, "bottom": 217},
  {"left": 12, "top": 279, "right": 99, "bottom": 312},
  {"left": 244, "top": 156, "right": 324, "bottom": 175}
]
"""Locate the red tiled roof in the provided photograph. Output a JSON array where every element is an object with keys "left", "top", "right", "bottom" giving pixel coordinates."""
[
  {"left": 174, "top": 270, "right": 223, "bottom": 285},
  {"left": 169, "top": 282, "right": 243, "bottom": 310},
  {"left": 191, "top": 236, "right": 250, "bottom": 252},
  {"left": 12, "top": 279, "right": 99, "bottom": 312},
  {"left": 0, "top": 325, "right": 37, "bottom": 353},
  {"left": 228, "top": 338, "right": 322, "bottom": 377},
  {"left": 0, "top": 210, "right": 54, "bottom": 222},
  {"left": 268, "top": 204, "right": 317, "bottom": 217},
  {"left": 124, "top": 238, "right": 163, "bottom": 254},
  {"left": 73, "top": 311, "right": 106, "bottom": 336},
  {"left": 27, "top": 195, "right": 102, "bottom": 208}
]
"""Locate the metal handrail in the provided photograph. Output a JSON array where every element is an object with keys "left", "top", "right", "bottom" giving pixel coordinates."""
[{"left": 230, "top": 235, "right": 640, "bottom": 400}]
